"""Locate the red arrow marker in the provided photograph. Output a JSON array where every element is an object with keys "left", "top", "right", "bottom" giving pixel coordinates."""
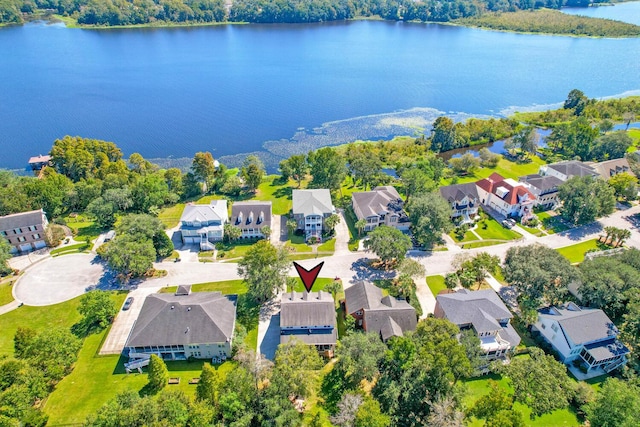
[{"left": 293, "top": 261, "right": 324, "bottom": 293}]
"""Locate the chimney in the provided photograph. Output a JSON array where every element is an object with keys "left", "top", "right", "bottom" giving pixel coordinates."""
[
  {"left": 290, "top": 290, "right": 295, "bottom": 301},
  {"left": 317, "top": 290, "right": 323, "bottom": 300},
  {"left": 303, "top": 291, "right": 309, "bottom": 301}
]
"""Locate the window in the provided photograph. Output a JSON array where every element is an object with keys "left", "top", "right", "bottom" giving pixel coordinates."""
[
  {"left": 17, "top": 236, "right": 26, "bottom": 242},
  {"left": 551, "top": 323, "right": 559, "bottom": 333},
  {"left": 13, "top": 229, "right": 21, "bottom": 234},
  {"left": 0, "top": 231, "right": 6, "bottom": 236},
  {"left": 32, "top": 234, "right": 40, "bottom": 239},
  {"left": 28, "top": 226, "right": 36, "bottom": 232}
]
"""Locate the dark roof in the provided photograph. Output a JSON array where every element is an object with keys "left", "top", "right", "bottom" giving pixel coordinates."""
[
  {"left": 439, "top": 182, "right": 479, "bottom": 203},
  {"left": 351, "top": 186, "right": 407, "bottom": 220},
  {"left": 546, "top": 161, "right": 597, "bottom": 178},
  {"left": 175, "top": 285, "right": 192, "bottom": 296},
  {"left": 345, "top": 281, "right": 417, "bottom": 339},
  {"left": 280, "top": 291, "right": 337, "bottom": 346},
  {"left": 584, "top": 338, "right": 629, "bottom": 362},
  {"left": 231, "top": 201, "right": 272, "bottom": 229},
  {"left": 585, "top": 158, "right": 635, "bottom": 180},
  {"left": 126, "top": 292, "right": 237, "bottom": 348},
  {"left": 437, "top": 289, "right": 512, "bottom": 332},
  {"left": 539, "top": 304, "right": 620, "bottom": 345},
  {"left": 0, "top": 209, "right": 46, "bottom": 232},
  {"left": 519, "top": 174, "right": 563, "bottom": 192}
]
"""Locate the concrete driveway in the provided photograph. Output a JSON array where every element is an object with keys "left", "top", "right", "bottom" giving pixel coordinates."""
[{"left": 13, "top": 253, "right": 108, "bottom": 306}]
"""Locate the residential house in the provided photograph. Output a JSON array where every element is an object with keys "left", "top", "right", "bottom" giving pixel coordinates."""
[
  {"left": 280, "top": 291, "right": 337, "bottom": 357},
  {"left": 292, "top": 189, "right": 335, "bottom": 242},
  {"left": 231, "top": 201, "right": 272, "bottom": 240},
  {"left": 518, "top": 174, "right": 563, "bottom": 210},
  {"left": 179, "top": 200, "right": 228, "bottom": 250},
  {"left": 351, "top": 186, "right": 410, "bottom": 232},
  {"left": 475, "top": 173, "right": 536, "bottom": 219},
  {"left": 125, "top": 285, "right": 237, "bottom": 361},
  {"left": 0, "top": 209, "right": 49, "bottom": 254},
  {"left": 27, "top": 155, "right": 51, "bottom": 174},
  {"left": 585, "top": 158, "right": 635, "bottom": 180},
  {"left": 439, "top": 183, "right": 480, "bottom": 224},
  {"left": 344, "top": 281, "right": 417, "bottom": 341},
  {"left": 435, "top": 289, "right": 521, "bottom": 370},
  {"left": 534, "top": 303, "right": 629, "bottom": 375},
  {"left": 539, "top": 160, "right": 598, "bottom": 182}
]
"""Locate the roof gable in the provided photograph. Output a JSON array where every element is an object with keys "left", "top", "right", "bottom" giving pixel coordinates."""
[
  {"left": 539, "top": 305, "right": 619, "bottom": 345},
  {"left": 292, "top": 190, "right": 333, "bottom": 217},
  {"left": 0, "top": 209, "right": 46, "bottom": 231},
  {"left": 436, "top": 289, "right": 512, "bottom": 332},
  {"left": 180, "top": 200, "right": 228, "bottom": 224}
]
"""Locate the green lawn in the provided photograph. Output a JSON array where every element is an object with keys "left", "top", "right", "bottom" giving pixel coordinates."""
[
  {"left": 255, "top": 175, "right": 297, "bottom": 215},
  {"left": 317, "top": 238, "right": 336, "bottom": 253},
  {"left": 441, "top": 156, "right": 546, "bottom": 186},
  {"left": 628, "top": 128, "right": 640, "bottom": 146},
  {"left": 556, "top": 239, "right": 601, "bottom": 264},
  {"left": 463, "top": 371, "right": 580, "bottom": 427},
  {"left": 538, "top": 210, "right": 569, "bottom": 234},
  {"left": 288, "top": 277, "right": 335, "bottom": 293},
  {"left": 50, "top": 242, "right": 91, "bottom": 256},
  {"left": 0, "top": 279, "right": 15, "bottom": 306},
  {"left": 474, "top": 217, "right": 522, "bottom": 241},
  {"left": 158, "top": 203, "right": 186, "bottom": 228},
  {"left": 449, "top": 229, "right": 477, "bottom": 243},
  {"left": 426, "top": 275, "right": 447, "bottom": 296},
  {"left": 285, "top": 233, "right": 313, "bottom": 253},
  {"left": 463, "top": 240, "right": 506, "bottom": 249},
  {"left": 343, "top": 206, "right": 363, "bottom": 251},
  {"left": 216, "top": 241, "right": 258, "bottom": 260},
  {"left": 63, "top": 214, "right": 103, "bottom": 241}
]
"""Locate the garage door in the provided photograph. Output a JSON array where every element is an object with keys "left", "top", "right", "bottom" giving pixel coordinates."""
[
  {"left": 19, "top": 243, "right": 32, "bottom": 252},
  {"left": 34, "top": 240, "right": 46, "bottom": 249},
  {"left": 183, "top": 237, "right": 197, "bottom": 244}
]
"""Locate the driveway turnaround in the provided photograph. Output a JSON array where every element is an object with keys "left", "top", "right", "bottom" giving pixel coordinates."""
[{"left": 13, "top": 253, "right": 107, "bottom": 306}]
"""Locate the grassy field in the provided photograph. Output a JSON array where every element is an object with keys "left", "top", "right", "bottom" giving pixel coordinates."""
[
  {"left": 441, "top": 156, "right": 546, "bottom": 186},
  {"left": 343, "top": 206, "right": 363, "bottom": 251},
  {"left": 158, "top": 203, "right": 186, "bottom": 228},
  {"left": 50, "top": 241, "right": 91, "bottom": 256},
  {"left": 288, "top": 277, "right": 336, "bottom": 293},
  {"left": 254, "top": 175, "right": 299, "bottom": 215},
  {"left": 216, "top": 241, "right": 258, "bottom": 260},
  {"left": 556, "top": 239, "right": 601, "bottom": 264},
  {"left": 537, "top": 211, "right": 569, "bottom": 234},
  {"left": 0, "top": 278, "right": 15, "bottom": 306},
  {"left": 426, "top": 275, "right": 447, "bottom": 296},
  {"left": 317, "top": 238, "right": 336, "bottom": 253},
  {"left": 474, "top": 217, "right": 522, "bottom": 241},
  {"left": 63, "top": 214, "right": 103, "bottom": 241},
  {"left": 449, "top": 229, "right": 477, "bottom": 243}
]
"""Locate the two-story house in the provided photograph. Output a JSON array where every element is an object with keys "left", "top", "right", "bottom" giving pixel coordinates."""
[
  {"left": 518, "top": 174, "right": 563, "bottom": 210},
  {"left": 534, "top": 303, "right": 629, "bottom": 376},
  {"left": 585, "top": 158, "right": 635, "bottom": 180},
  {"left": 351, "top": 186, "right": 410, "bottom": 232},
  {"left": 230, "top": 201, "right": 272, "bottom": 240},
  {"left": 539, "top": 160, "right": 598, "bottom": 182},
  {"left": 0, "top": 209, "right": 49, "bottom": 254},
  {"left": 344, "top": 281, "right": 417, "bottom": 341},
  {"left": 475, "top": 173, "right": 536, "bottom": 219},
  {"left": 280, "top": 290, "right": 337, "bottom": 358},
  {"left": 439, "top": 183, "right": 480, "bottom": 224},
  {"left": 179, "top": 200, "right": 228, "bottom": 251},
  {"left": 125, "top": 285, "right": 237, "bottom": 364},
  {"left": 292, "top": 189, "right": 335, "bottom": 242},
  {"left": 435, "top": 289, "right": 521, "bottom": 371}
]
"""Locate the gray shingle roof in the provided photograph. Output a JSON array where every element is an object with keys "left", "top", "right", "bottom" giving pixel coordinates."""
[
  {"left": 231, "top": 201, "right": 272, "bottom": 230},
  {"left": 180, "top": 200, "right": 228, "bottom": 224},
  {"left": 519, "top": 174, "right": 563, "bottom": 192},
  {"left": 439, "top": 183, "right": 479, "bottom": 203},
  {"left": 126, "top": 292, "right": 237, "bottom": 348},
  {"left": 540, "top": 305, "right": 619, "bottom": 345},
  {"left": 0, "top": 209, "right": 47, "bottom": 232},
  {"left": 546, "top": 161, "right": 597, "bottom": 178},
  {"left": 437, "top": 289, "right": 512, "bottom": 333},
  {"left": 345, "top": 281, "right": 417, "bottom": 339},
  {"left": 292, "top": 190, "right": 333, "bottom": 217},
  {"left": 351, "top": 186, "right": 406, "bottom": 219},
  {"left": 585, "top": 158, "right": 635, "bottom": 180},
  {"left": 280, "top": 291, "right": 337, "bottom": 346}
]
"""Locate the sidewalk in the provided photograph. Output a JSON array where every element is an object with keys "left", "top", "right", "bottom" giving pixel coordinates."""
[
  {"left": 414, "top": 276, "right": 436, "bottom": 318},
  {"left": 0, "top": 299, "right": 22, "bottom": 315}
]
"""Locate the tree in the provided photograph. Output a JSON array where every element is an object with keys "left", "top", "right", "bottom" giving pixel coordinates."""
[
  {"left": 103, "top": 235, "right": 156, "bottom": 277},
  {"left": 147, "top": 354, "right": 169, "bottom": 393},
  {"left": 271, "top": 339, "right": 322, "bottom": 399},
  {"left": 609, "top": 172, "right": 638, "bottom": 201},
  {"left": 448, "top": 153, "right": 480, "bottom": 175},
  {"left": 0, "top": 237, "right": 12, "bottom": 276},
  {"left": 128, "top": 152, "right": 155, "bottom": 175},
  {"left": 397, "top": 258, "right": 425, "bottom": 279},
  {"left": 260, "top": 226, "right": 271, "bottom": 239},
  {"left": 237, "top": 240, "right": 289, "bottom": 303},
  {"left": 469, "top": 252, "right": 500, "bottom": 285},
  {"left": 13, "top": 327, "right": 36, "bottom": 360},
  {"left": 354, "top": 396, "right": 390, "bottom": 427},
  {"left": 77, "top": 290, "right": 118, "bottom": 332},
  {"left": 621, "top": 293, "right": 640, "bottom": 372},
  {"left": 196, "top": 363, "right": 220, "bottom": 405},
  {"left": 479, "top": 148, "right": 500, "bottom": 168},
  {"left": 469, "top": 380, "right": 524, "bottom": 427},
  {"left": 460, "top": 329, "right": 483, "bottom": 373},
  {"left": 224, "top": 223, "right": 242, "bottom": 242},
  {"left": 598, "top": 119, "right": 614, "bottom": 134},
  {"left": 103, "top": 187, "right": 133, "bottom": 211},
  {"left": 191, "top": 152, "right": 216, "bottom": 192},
  {"left": 86, "top": 197, "right": 117, "bottom": 229},
  {"left": 220, "top": 175, "right": 243, "bottom": 196},
  {"left": 400, "top": 167, "right": 434, "bottom": 199},
  {"left": 511, "top": 125, "right": 537, "bottom": 157},
  {"left": 241, "top": 155, "right": 265, "bottom": 192},
  {"left": 426, "top": 396, "right": 464, "bottom": 427},
  {"left": 363, "top": 225, "right": 412, "bottom": 266},
  {"left": 324, "top": 280, "right": 342, "bottom": 305},
  {"left": 407, "top": 192, "right": 454, "bottom": 247},
  {"left": 586, "top": 378, "right": 640, "bottom": 427},
  {"left": 130, "top": 172, "right": 172, "bottom": 213},
  {"left": 503, "top": 244, "right": 578, "bottom": 316},
  {"left": 445, "top": 273, "right": 459, "bottom": 289},
  {"left": 563, "top": 89, "right": 588, "bottom": 115},
  {"left": 16, "top": 327, "right": 82, "bottom": 382},
  {"left": 501, "top": 348, "right": 573, "bottom": 417},
  {"left": 558, "top": 176, "right": 615, "bottom": 225},
  {"left": 308, "top": 147, "right": 348, "bottom": 191},
  {"left": 153, "top": 231, "right": 174, "bottom": 258},
  {"left": 430, "top": 116, "right": 458, "bottom": 152},
  {"left": 279, "top": 154, "right": 308, "bottom": 187},
  {"left": 591, "top": 132, "right": 633, "bottom": 161},
  {"left": 346, "top": 144, "right": 382, "bottom": 190},
  {"left": 163, "top": 168, "right": 184, "bottom": 196},
  {"left": 355, "top": 218, "right": 367, "bottom": 236},
  {"left": 334, "top": 332, "right": 387, "bottom": 389},
  {"left": 325, "top": 214, "right": 340, "bottom": 233}
]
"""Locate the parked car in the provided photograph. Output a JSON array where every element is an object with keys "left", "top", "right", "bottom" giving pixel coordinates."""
[
  {"left": 123, "top": 297, "right": 134, "bottom": 310},
  {"left": 501, "top": 219, "right": 514, "bottom": 229},
  {"left": 104, "top": 230, "right": 116, "bottom": 242}
]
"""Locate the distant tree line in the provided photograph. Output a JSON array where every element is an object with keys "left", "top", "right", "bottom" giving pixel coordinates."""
[{"left": 0, "top": 0, "right": 614, "bottom": 26}]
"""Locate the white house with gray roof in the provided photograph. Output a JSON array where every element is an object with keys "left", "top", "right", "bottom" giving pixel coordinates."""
[
  {"left": 280, "top": 291, "right": 337, "bottom": 358},
  {"left": 351, "top": 186, "right": 410, "bottom": 232},
  {"left": 231, "top": 201, "right": 272, "bottom": 240},
  {"left": 292, "top": 189, "right": 335, "bottom": 242},
  {"left": 518, "top": 174, "right": 563, "bottom": 209},
  {"left": 125, "top": 286, "right": 237, "bottom": 361},
  {"left": 435, "top": 289, "right": 520, "bottom": 370},
  {"left": 534, "top": 303, "right": 629, "bottom": 376},
  {"left": 439, "top": 182, "right": 480, "bottom": 224},
  {"left": 179, "top": 200, "right": 228, "bottom": 250},
  {"left": 0, "top": 209, "right": 49, "bottom": 254},
  {"left": 344, "top": 281, "right": 417, "bottom": 341},
  {"left": 539, "top": 160, "right": 598, "bottom": 182}
]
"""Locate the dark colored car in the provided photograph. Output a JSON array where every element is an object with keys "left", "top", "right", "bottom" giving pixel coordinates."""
[{"left": 123, "top": 297, "right": 134, "bottom": 310}]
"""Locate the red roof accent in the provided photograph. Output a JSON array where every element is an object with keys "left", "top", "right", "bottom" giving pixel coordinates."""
[{"left": 475, "top": 173, "right": 536, "bottom": 206}]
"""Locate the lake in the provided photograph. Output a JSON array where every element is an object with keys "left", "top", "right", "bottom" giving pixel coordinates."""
[{"left": 1, "top": 5, "right": 639, "bottom": 170}]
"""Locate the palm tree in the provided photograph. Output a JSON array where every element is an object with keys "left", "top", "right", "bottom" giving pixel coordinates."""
[
  {"left": 616, "top": 229, "right": 631, "bottom": 247},
  {"left": 286, "top": 218, "right": 297, "bottom": 237},
  {"left": 324, "top": 280, "right": 342, "bottom": 307},
  {"left": 324, "top": 214, "right": 341, "bottom": 234},
  {"left": 603, "top": 226, "right": 617, "bottom": 245},
  {"left": 355, "top": 219, "right": 367, "bottom": 236}
]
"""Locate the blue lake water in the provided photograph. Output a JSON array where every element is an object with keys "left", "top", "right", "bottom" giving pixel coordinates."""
[
  {"left": 562, "top": 2, "right": 640, "bottom": 25},
  {"left": 1, "top": 5, "right": 639, "bottom": 170}
]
